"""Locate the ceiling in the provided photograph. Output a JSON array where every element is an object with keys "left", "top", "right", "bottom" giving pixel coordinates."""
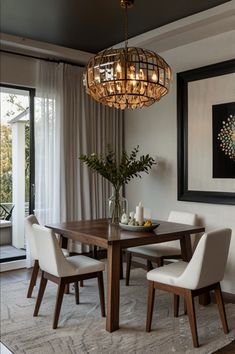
[{"left": 0, "top": 0, "right": 230, "bottom": 53}]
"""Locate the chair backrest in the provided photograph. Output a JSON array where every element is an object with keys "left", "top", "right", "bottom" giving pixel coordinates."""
[
  {"left": 168, "top": 211, "right": 196, "bottom": 225},
  {"left": 178, "top": 228, "right": 231, "bottom": 290},
  {"left": 166, "top": 210, "right": 197, "bottom": 249},
  {"left": 32, "top": 224, "right": 76, "bottom": 277},
  {"left": 25, "top": 215, "right": 39, "bottom": 260}
]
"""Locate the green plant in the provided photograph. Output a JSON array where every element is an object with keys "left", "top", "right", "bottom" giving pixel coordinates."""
[
  {"left": 80, "top": 145, "right": 155, "bottom": 190},
  {"left": 80, "top": 146, "right": 155, "bottom": 223}
]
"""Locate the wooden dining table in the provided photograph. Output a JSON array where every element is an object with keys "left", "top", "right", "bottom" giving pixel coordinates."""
[{"left": 47, "top": 218, "right": 205, "bottom": 332}]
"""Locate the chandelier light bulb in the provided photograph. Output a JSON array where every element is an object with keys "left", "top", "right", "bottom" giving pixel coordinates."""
[
  {"left": 116, "top": 63, "right": 122, "bottom": 72},
  {"left": 152, "top": 73, "right": 157, "bottom": 81}
]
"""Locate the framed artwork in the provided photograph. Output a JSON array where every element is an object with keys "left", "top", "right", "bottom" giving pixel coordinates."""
[
  {"left": 177, "top": 59, "right": 235, "bottom": 205},
  {"left": 212, "top": 102, "right": 235, "bottom": 179}
]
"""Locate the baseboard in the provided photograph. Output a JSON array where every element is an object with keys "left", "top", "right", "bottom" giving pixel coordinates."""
[{"left": 0, "top": 259, "right": 27, "bottom": 272}]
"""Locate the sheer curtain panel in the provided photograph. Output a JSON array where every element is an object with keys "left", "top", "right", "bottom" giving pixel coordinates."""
[
  {"left": 34, "top": 62, "right": 66, "bottom": 226},
  {"left": 33, "top": 60, "right": 124, "bottom": 255}
]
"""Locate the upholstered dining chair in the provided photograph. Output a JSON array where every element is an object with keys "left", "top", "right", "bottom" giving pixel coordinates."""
[
  {"left": 146, "top": 228, "right": 231, "bottom": 348},
  {"left": 25, "top": 215, "right": 70, "bottom": 298},
  {"left": 125, "top": 211, "right": 197, "bottom": 286},
  {"left": 32, "top": 224, "right": 105, "bottom": 329}
]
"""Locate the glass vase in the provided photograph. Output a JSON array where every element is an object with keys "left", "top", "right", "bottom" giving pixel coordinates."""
[{"left": 108, "top": 188, "right": 128, "bottom": 224}]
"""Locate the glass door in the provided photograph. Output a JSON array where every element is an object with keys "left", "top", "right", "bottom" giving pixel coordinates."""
[{"left": 0, "top": 84, "right": 35, "bottom": 263}]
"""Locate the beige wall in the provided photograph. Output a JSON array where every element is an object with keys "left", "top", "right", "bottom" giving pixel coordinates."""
[{"left": 125, "top": 30, "right": 235, "bottom": 294}]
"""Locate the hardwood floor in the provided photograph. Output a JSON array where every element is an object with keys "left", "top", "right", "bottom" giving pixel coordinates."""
[
  {"left": 0, "top": 267, "right": 234, "bottom": 354},
  {"left": 213, "top": 340, "right": 235, "bottom": 353}
]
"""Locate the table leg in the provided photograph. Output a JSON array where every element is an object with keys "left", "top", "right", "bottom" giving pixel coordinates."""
[
  {"left": 106, "top": 243, "right": 120, "bottom": 332},
  {"left": 180, "top": 236, "right": 192, "bottom": 262},
  {"left": 59, "top": 234, "right": 68, "bottom": 249},
  {"left": 120, "top": 249, "right": 123, "bottom": 280}
]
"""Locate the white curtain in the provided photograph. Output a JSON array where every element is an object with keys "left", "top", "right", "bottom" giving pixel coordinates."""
[
  {"left": 62, "top": 64, "right": 124, "bottom": 252},
  {"left": 32, "top": 60, "right": 124, "bottom": 256},
  {"left": 34, "top": 62, "right": 66, "bottom": 225}
]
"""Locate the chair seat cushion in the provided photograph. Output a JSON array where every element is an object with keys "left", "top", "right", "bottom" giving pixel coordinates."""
[
  {"left": 61, "top": 248, "right": 70, "bottom": 257},
  {"left": 127, "top": 244, "right": 181, "bottom": 258},
  {"left": 66, "top": 255, "right": 105, "bottom": 276},
  {"left": 147, "top": 261, "right": 188, "bottom": 286}
]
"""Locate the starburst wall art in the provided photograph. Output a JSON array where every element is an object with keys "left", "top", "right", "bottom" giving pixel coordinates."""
[{"left": 213, "top": 102, "right": 235, "bottom": 178}]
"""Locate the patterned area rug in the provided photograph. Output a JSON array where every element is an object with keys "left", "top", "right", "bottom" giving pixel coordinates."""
[{"left": 1, "top": 267, "right": 235, "bottom": 354}]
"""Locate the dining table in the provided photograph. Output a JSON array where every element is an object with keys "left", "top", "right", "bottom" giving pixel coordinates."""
[{"left": 46, "top": 218, "right": 205, "bottom": 332}]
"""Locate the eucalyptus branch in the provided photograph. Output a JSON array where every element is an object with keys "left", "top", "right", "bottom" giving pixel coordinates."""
[{"left": 79, "top": 145, "right": 156, "bottom": 190}]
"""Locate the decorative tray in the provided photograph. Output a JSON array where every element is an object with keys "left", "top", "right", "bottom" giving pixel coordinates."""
[{"left": 119, "top": 223, "right": 160, "bottom": 232}]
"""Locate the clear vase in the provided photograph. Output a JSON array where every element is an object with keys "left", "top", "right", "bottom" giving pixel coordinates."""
[{"left": 108, "top": 188, "right": 128, "bottom": 224}]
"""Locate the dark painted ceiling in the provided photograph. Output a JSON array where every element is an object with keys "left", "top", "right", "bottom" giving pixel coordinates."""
[{"left": 0, "top": 0, "right": 230, "bottom": 53}]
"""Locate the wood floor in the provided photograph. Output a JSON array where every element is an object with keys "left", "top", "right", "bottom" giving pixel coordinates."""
[{"left": 0, "top": 267, "right": 234, "bottom": 354}]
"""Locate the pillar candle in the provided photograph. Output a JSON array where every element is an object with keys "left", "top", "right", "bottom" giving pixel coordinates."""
[{"left": 136, "top": 202, "right": 144, "bottom": 226}]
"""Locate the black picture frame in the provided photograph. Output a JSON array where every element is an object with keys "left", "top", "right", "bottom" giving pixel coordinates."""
[{"left": 177, "top": 59, "right": 235, "bottom": 205}]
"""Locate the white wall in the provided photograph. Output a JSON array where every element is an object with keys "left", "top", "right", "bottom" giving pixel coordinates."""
[{"left": 125, "top": 29, "right": 235, "bottom": 294}]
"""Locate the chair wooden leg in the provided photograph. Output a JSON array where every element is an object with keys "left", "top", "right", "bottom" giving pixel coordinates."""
[
  {"left": 185, "top": 290, "right": 199, "bottom": 348},
  {"left": 74, "top": 282, "right": 79, "bottom": 304},
  {"left": 184, "top": 299, "right": 187, "bottom": 315},
  {"left": 27, "top": 260, "right": 39, "bottom": 298},
  {"left": 214, "top": 283, "right": 229, "bottom": 334},
  {"left": 120, "top": 250, "right": 123, "bottom": 280},
  {"left": 147, "top": 260, "right": 153, "bottom": 272},
  {"left": 93, "top": 245, "right": 98, "bottom": 259},
  {"left": 157, "top": 258, "right": 163, "bottom": 267},
  {"left": 174, "top": 294, "right": 179, "bottom": 317},
  {"left": 125, "top": 251, "right": 132, "bottom": 286},
  {"left": 146, "top": 281, "right": 155, "bottom": 332},
  {"left": 97, "top": 272, "right": 106, "bottom": 317},
  {"left": 80, "top": 280, "right": 84, "bottom": 287},
  {"left": 33, "top": 271, "right": 48, "bottom": 316},
  {"left": 53, "top": 280, "right": 66, "bottom": 329},
  {"left": 64, "top": 284, "right": 69, "bottom": 294}
]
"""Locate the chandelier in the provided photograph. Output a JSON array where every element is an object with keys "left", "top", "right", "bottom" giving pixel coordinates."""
[{"left": 83, "top": 0, "right": 172, "bottom": 110}]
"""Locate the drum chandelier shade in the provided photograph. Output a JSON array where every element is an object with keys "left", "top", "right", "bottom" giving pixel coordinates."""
[{"left": 83, "top": 1, "right": 173, "bottom": 110}]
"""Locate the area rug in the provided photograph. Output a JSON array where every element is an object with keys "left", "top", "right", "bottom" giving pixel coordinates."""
[{"left": 1, "top": 267, "right": 235, "bottom": 354}]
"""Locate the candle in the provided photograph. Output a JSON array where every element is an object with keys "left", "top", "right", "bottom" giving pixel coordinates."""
[{"left": 136, "top": 202, "right": 144, "bottom": 226}]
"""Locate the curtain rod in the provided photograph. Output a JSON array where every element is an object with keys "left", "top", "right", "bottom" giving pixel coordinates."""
[{"left": 0, "top": 49, "right": 85, "bottom": 68}]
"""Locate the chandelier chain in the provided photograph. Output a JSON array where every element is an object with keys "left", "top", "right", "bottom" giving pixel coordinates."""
[{"left": 124, "top": 4, "right": 128, "bottom": 50}]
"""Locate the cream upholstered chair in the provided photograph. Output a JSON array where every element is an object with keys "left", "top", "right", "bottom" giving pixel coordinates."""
[
  {"left": 25, "top": 215, "right": 69, "bottom": 298},
  {"left": 32, "top": 224, "right": 105, "bottom": 329},
  {"left": 146, "top": 228, "right": 231, "bottom": 348},
  {"left": 126, "top": 211, "right": 197, "bottom": 285}
]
